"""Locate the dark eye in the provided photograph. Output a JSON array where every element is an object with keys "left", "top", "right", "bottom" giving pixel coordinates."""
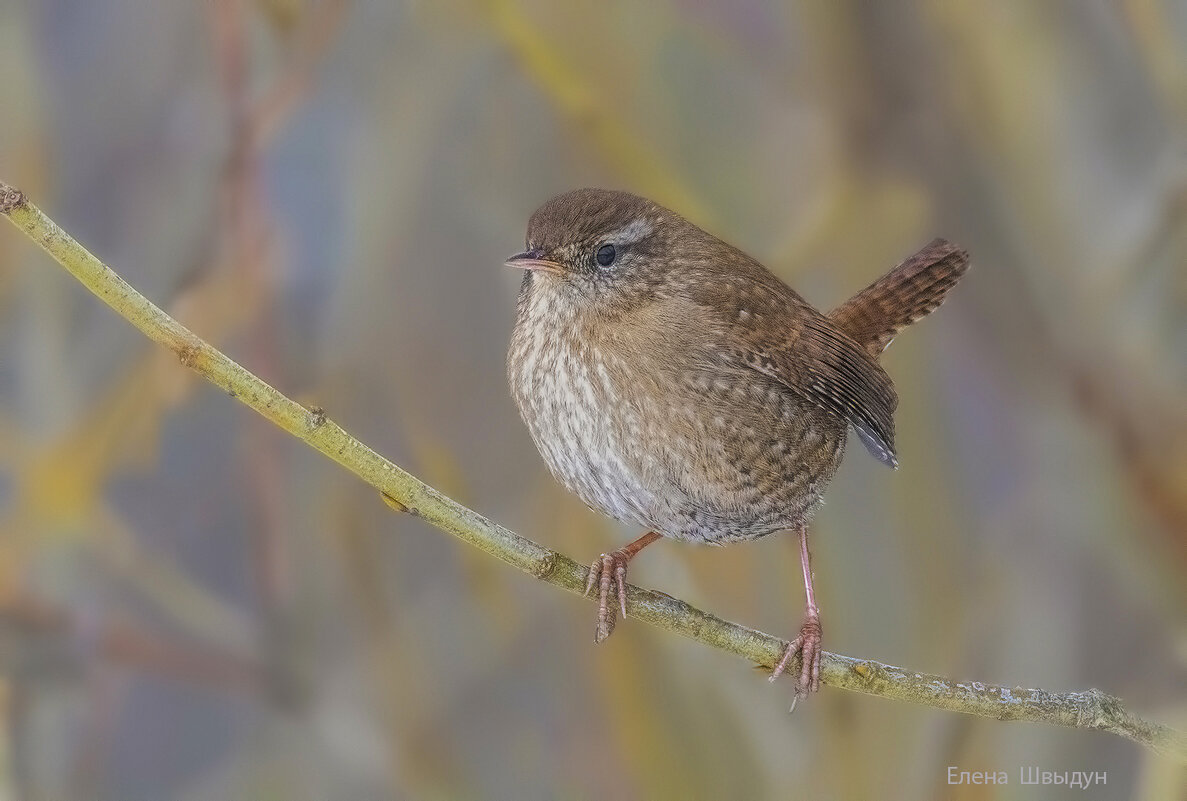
[{"left": 595, "top": 243, "right": 616, "bottom": 267}]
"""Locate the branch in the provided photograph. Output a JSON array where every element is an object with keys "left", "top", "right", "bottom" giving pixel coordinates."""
[{"left": 3, "top": 182, "right": 1184, "bottom": 763}]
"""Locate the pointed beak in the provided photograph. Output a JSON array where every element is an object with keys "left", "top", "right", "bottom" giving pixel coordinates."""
[{"left": 505, "top": 249, "right": 565, "bottom": 275}]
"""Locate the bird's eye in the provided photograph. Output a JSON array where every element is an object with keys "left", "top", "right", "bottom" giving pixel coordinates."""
[{"left": 595, "top": 243, "right": 616, "bottom": 267}]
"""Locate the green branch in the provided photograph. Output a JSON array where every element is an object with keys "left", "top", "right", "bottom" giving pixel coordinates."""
[{"left": 3, "top": 181, "right": 1184, "bottom": 763}]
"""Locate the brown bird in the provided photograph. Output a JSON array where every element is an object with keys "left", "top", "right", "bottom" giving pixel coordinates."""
[{"left": 505, "top": 188, "right": 969, "bottom": 700}]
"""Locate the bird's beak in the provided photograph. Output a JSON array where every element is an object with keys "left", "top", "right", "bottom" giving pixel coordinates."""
[{"left": 505, "top": 249, "right": 565, "bottom": 275}]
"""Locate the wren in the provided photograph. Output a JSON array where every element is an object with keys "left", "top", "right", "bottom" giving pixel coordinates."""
[{"left": 504, "top": 188, "right": 969, "bottom": 700}]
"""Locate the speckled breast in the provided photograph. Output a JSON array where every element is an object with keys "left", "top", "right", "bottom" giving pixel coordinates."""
[
  {"left": 509, "top": 290, "right": 660, "bottom": 530},
  {"left": 508, "top": 283, "right": 848, "bottom": 544}
]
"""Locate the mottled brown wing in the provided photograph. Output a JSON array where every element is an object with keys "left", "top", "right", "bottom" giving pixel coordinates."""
[
  {"left": 684, "top": 263, "right": 900, "bottom": 467},
  {"left": 741, "top": 313, "right": 899, "bottom": 467}
]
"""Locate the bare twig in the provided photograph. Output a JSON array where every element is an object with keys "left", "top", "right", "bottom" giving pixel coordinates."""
[{"left": 2, "top": 182, "right": 1184, "bottom": 763}]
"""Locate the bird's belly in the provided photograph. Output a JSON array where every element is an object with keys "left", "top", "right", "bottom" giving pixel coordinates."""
[
  {"left": 646, "top": 397, "right": 847, "bottom": 544},
  {"left": 510, "top": 337, "right": 846, "bottom": 542},
  {"left": 511, "top": 343, "right": 660, "bottom": 527}
]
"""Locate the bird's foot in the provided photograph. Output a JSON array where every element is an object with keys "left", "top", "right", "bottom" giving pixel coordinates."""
[
  {"left": 584, "top": 549, "right": 633, "bottom": 643},
  {"left": 769, "top": 612, "right": 823, "bottom": 710}
]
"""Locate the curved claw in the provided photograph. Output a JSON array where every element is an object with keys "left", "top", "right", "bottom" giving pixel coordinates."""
[
  {"left": 583, "top": 558, "right": 599, "bottom": 597},
  {"left": 787, "top": 688, "right": 801, "bottom": 715},
  {"left": 770, "top": 634, "right": 804, "bottom": 683},
  {"left": 582, "top": 532, "right": 660, "bottom": 645},
  {"left": 585, "top": 551, "right": 634, "bottom": 643},
  {"left": 769, "top": 614, "right": 823, "bottom": 710}
]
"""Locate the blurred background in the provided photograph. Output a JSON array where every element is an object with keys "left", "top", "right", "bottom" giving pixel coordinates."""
[{"left": 0, "top": 1, "right": 1185, "bottom": 799}]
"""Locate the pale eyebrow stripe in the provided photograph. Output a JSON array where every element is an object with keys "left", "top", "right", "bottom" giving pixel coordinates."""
[{"left": 610, "top": 218, "right": 653, "bottom": 245}]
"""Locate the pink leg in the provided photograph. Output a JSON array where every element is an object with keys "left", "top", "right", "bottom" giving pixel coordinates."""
[
  {"left": 584, "top": 531, "right": 661, "bottom": 643},
  {"left": 770, "top": 523, "right": 823, "bottom": 706}
]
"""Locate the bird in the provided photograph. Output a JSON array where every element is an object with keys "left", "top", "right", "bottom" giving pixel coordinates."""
[{"left": 504, "top": 188, "right": 969, "bottom": 700}]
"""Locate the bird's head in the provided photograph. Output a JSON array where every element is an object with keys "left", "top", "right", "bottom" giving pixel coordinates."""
[{"left": 506, "top": 188, "right": 692, "bottom": 311}]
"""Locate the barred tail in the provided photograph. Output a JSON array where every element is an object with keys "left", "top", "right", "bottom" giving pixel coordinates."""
[{"left": 829, "top": 238, "right": 970, "bottom": 357}]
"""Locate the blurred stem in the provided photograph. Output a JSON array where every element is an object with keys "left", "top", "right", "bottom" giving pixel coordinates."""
[
  {"left": 1, "top": 591, "right": 260, "bottom": 692},
  {"left": 2, "top": 182, "right": 1184, "bottom": 764},
  {"left": 483, "top": 0, "right": 711, "bottom": 225}
]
